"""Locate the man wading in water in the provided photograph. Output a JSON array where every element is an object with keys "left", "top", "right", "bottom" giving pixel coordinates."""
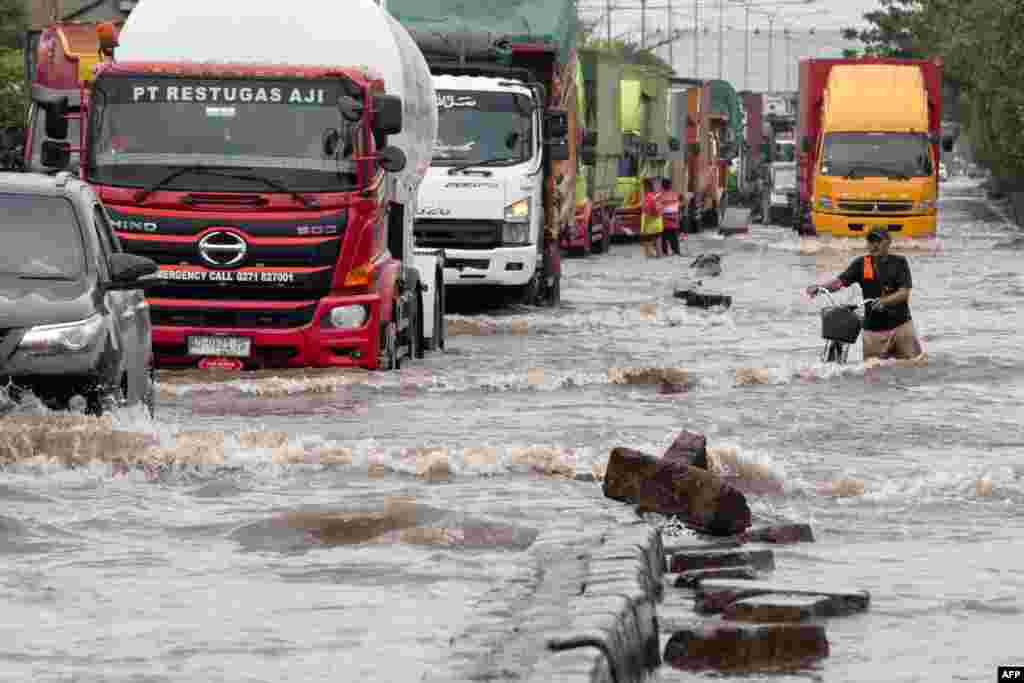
[{"left": 807, "top": 226, "right": 923, "bottom": 360}]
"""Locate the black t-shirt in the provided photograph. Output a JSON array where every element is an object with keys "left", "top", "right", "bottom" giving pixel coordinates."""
[{"left": 838, "top": 254, "right": 912, "bottom": 331}]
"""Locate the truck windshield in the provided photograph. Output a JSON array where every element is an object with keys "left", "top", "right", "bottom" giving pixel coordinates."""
[
  {"left": 432, "top": 90, "right": 533, "bottom": 167},
  {"left": 773, "top": 166, "right": 796, "bottom": 190},
  {"left": 820, "top": 132, "right": 932, "bottom": 178},
  {"left": 774, "top": 141, "right": 796, "bottom": 162},
  {"left": 0, "top": 194, "right": 84, "bottom": 279},
  {"left": 87, "top": 76, "right": 361, "bottom": 192}
]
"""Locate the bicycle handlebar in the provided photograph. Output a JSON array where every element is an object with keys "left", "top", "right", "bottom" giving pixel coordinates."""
[{"left": 810, "top": 287, "right": 877, "bottom": 309}]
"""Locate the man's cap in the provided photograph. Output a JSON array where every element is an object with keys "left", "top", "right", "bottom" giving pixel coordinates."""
[{"left": 867, "top": 226, "right": 890, "bottom": 242}]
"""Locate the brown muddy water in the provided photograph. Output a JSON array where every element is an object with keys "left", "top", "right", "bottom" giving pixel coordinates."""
[{"left": 2, "top": 178, "right": 1022, "bottom": 682}]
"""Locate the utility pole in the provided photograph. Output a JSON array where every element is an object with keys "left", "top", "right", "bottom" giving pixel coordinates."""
[
  {"left": 667, "top": 0, "right": 673, "bottom": 68},
  {"left": 641, "top": 0, "right": 647, "bottom": 50},
  {"left": 717, "top": 0, "right": 724, "bottom": 79},
  {"left": 785, "top": 28, "right": 792, "bottom": 90},
  {"left": 767, "top": 15, "right": 775, "bottom": 92},
  {"left": 744, "top": 2, "right": 750, "bottom": 90},
  {"left": 693, "top": 0, "right": 699, "bottom": 78},
  {"left": 606, "top": 0, "right": 612, "bottom": 43}
]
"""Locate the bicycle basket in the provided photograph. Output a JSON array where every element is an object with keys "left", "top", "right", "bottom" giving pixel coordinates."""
[{"left": 820, "top": 305, "right": 862, "bottom": 343}]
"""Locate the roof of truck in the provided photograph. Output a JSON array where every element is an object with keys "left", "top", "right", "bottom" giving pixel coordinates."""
[
  {"left": 824, "top": 64, "right": 928, "bottom": 132},
  {"left": 432, "top": 74, "right": 533, "bottom": 97}
]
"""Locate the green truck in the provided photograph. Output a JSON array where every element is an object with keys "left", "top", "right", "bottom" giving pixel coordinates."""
[
  {"left": 612, "top": 61, "right": 673, "bottom": 237},
  {"left": 569, "top": 46, "right": 625, "bottom": 254}
]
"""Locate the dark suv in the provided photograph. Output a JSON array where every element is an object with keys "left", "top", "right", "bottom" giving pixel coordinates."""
[{"left": 0, "top": 172, "right": 159, "bottom": 415}]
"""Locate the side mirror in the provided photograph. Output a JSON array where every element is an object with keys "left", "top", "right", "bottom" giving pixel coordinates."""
[
  {"left": 545, "top": 110, "right": 568, "bottom": 139},
  {"left": 322, "top": 129, "right": 340, "bottom": 157},
  {"left": 668, "top": 137, "right": 681, "bottom": 152},
  {"left": 40, "top": 140, "right": 71, "bottom": 169},
  {"left": 44, "top": 97, "right": 69, "bottom": 140},
  {"left": 337, "top": 95, "right": 365, "bottom": 123},
  {"left": 942, "top": 136, "right": 954, "bottom": 153},
  {"left": 107, "top": 253, "right": 159, "bottom": 289},
  {"left": 801, "top": 136, "right": 811, "bottom": 154},
  {"left": 582, "top": 130, "right": 598, "bottom": 147},
  {"left": 580, "top": 146, "right": 596, "bottom": 165},
  {"left": 378, "top": 145, "right": 406, "bottom": 173},
  {"left": 372, "top": 94, "right": 402, "bottom": 136},
  {"left": 546, "top": 138, "right": 570, "bottom": 161}
]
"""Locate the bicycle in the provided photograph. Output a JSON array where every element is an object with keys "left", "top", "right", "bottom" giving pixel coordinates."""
[{"left": 809, "top": 287, "right": 878, "bottom": 364}]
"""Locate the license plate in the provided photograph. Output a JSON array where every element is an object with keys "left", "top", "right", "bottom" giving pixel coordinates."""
[{"left": 187, "top": 335, "right": 251, "bottom": 357}]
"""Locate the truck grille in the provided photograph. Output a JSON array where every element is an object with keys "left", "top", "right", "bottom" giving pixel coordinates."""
[
  {"left": 150, "top": 304, "right": 317, "bottom": 329},
  {"left": 415, "top": 219, "right": 502, "bottom": 249},
  {"left": 108, "top": 207, "right": 346, "bottom": 301},
  {"left": 837, "top": 200, "right": 915, "bottom": 213}
]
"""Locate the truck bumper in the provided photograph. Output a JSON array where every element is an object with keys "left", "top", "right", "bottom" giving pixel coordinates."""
[
  {"left": 150, "top": 294, "right": 385, "bottom": 370},
  {"left": 812, "top": 211, "right": 937, "bottom": 238},
  {"left": 441, "top": 246, "right": 538, "bottom": 287}
]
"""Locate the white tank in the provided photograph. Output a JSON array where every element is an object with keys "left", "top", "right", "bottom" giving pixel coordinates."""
[{"left": 116, "top": 0, "right": 435, "bottom": 201}]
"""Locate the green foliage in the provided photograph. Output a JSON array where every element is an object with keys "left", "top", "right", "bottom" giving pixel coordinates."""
[
  {"left": 0, "top": 48, "right": 27, "bottom": 130},
  {"left": 846, "top": 0, "right": 1024, "bottom": 179},
  {"left": 0, "top": 0, "right": 27, "bottom": 50},
  {"left": 840, "top": 0, "right": 923, "bottom": 58}
]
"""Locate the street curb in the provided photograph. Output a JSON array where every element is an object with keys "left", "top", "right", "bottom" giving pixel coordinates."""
[{"left": 528, "top": 516, "right": 665, "bottom": 683}]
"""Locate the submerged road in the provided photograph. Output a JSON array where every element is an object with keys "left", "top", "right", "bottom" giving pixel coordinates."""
[{"left": 2, "top": 177, "right": 1022, "bottom": 682}]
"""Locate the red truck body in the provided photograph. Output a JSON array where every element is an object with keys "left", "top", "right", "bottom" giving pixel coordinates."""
[{"left": 26, "top": 15, "right": 443, "bottom": 371}]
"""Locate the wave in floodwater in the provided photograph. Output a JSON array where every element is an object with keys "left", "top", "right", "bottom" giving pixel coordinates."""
[
  {"left": 5, "top": 412, "right": 1018, "bottom": 511},
  {"left": 153, "top": 351, "right": 931, "bottom": 401}
]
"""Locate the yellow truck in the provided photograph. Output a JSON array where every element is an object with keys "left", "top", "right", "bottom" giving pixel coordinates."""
[{"left": 796, "top": 58, "right": 954, "bottom": 238}]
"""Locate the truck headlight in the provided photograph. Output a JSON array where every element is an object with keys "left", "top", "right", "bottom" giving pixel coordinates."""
[
  {"left": 817, "top": 195, "right": 833, "bottom": 210},
  {"left": 324, "top": 305, "right": 368, "bottom": 329},
  {"left": 18, "top": 314, "right": 105, "bottom": 355},
  {"left": 771, "top": 193, "right": 786, "bottom": 204},
  {"left": 504, "top": 198, "right": 531, "bottom": 223},
  {"left": 502, "top": 222, "right": 531, "bottom": 245}
]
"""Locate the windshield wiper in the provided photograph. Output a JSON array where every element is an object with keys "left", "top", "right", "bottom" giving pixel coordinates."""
[
  {"left": 844, "top": 165, "right": 911, "bottom": 181},
  {"left": 213, "top": 171, "right": 320, "bottom": 209},
  {"left": 133, "top": 165, "right": 253, "bottom": 204},
  {"left": 447, "top": 156, "right": 516, "bottom": 176},
  {"left": 134, "top": 166, "right": 319, "bottom": 208},
  {"left": 15, "top": 273, "right": 75, "bottom": 281}
]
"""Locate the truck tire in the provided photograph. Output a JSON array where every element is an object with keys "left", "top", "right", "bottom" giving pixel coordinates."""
[
  {"left": 515, "top": 273, "right": 541, "bottom": 306},
  {"left": 378, "top": 306, "right": 400, "bottom": 371},
  {"left": 412, "top": 291, "right": 424, "bottom": 360},
  {"left": 434, "top": 265, "right": 445, "bottom": 351}
]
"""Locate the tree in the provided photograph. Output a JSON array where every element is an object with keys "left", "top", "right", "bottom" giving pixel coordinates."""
[
  {"left": 0, "top": 0, "right": 27, "bottom": 50},
  {"left": 840, "top": 0, "right": 924, "bottom": 58},
  {"left": 0, "top": 48, "right": 26, "bottom": 130}
]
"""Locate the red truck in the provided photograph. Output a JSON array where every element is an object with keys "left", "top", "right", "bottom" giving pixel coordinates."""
[{"left": 26, "top": 1, "right": 446, "bottom": 372}]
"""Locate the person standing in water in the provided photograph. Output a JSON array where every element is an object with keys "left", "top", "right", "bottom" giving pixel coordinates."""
[
  {"left": 806, "top": 226, "right": 922, "bottom": 359},
  {"left": 640, "top": 177, "right": 664, "bottom": 258}
]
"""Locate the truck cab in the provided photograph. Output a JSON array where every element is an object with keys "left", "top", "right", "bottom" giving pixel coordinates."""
[{"left": 415, "top": 75, "right": 545, "bottom": 302}]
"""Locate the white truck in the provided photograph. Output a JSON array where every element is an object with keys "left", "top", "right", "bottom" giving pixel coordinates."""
[{"left": 415, "top": 75, "right": 547, "bottom": 304}]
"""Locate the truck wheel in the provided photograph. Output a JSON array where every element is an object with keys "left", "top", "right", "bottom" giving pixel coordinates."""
[
  {"left": 434, "top": 265, "right": 446, "bottom": 350},
  {"left": 515, "top": 273, "right": 541, "bottom": 306},
  {"left": 412, "top": 292, "right": 425, "bottom": 360},
  {"left": 378, "top": 308, "right": 400, "bottom": 371},
  {"left": 545, "top": 275, "right": 561, "bottom": 307}
]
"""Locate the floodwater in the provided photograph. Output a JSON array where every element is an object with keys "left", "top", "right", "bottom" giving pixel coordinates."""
[{"left": 2, "top": 177, "right": 1022, "bottom": 682}]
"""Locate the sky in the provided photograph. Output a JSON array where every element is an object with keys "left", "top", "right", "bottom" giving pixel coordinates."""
[{"left": 577, "top": 0, "right": 886, "bottom": 92}]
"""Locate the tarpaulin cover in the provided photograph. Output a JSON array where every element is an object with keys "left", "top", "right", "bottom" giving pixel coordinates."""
[
  {"left": 386, "top": 0, "right": 579, "bottom": 60},
  {"left": 708, "top": 79, "right": 744, "bottom": 145}
]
